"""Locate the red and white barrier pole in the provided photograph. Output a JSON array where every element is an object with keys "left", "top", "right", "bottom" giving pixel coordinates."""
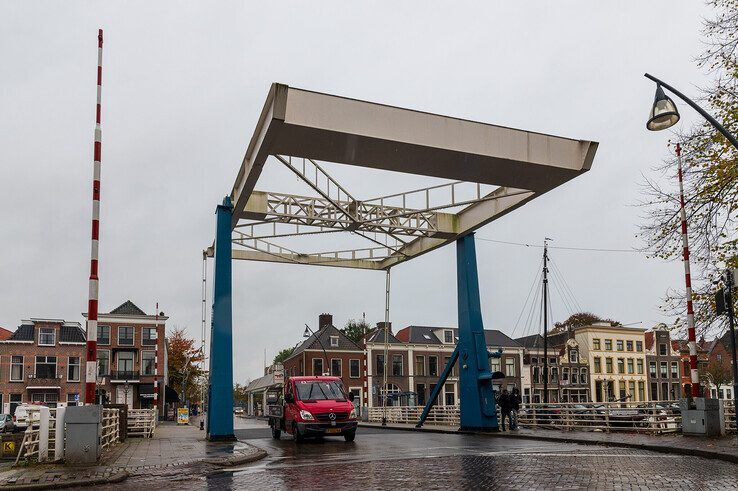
[
  {"left": 154, "top": 303, "right": 159, "bottom": 415},
  {"left": 85, "top": 29, "right": 103, "bottom": 405},
  {"left": 676, "top": 143, "right": 700, "bottom": 397}
]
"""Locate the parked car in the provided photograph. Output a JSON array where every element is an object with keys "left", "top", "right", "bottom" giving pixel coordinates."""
[
  {"left": 13, "top": 404, "right": 45, "bottom": 430},
  {"left": 0, "top": 414, "right": 15, "bottom": 433}
]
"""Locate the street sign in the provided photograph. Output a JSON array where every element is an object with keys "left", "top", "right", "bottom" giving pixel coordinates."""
[
  {"left": 2, "top": 441, "right": 15, "bottom": 454},
  {"left": 74, "top": 394, "right": 80, "bottom": 402}
]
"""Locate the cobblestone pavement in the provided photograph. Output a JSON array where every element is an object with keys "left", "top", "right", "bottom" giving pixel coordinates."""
[{"left": 100, "top": 423, "right": 738, "bottom": 490}]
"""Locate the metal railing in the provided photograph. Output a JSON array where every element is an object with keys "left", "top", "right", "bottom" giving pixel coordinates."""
[
  {"left": 110, "top": 370, "right": 140, "bottom": 381},
  {"left": 15, "top": 407, "right": 59, "bottom": 464},
  {"left": 127, "top": 408, "right": 156, "bottom": 438},
  {"left": 367, "top": 400, "right": 737, "bottom": 435},
  {"left": 101, "top": 408, "right": 120, "bottom": 449}
]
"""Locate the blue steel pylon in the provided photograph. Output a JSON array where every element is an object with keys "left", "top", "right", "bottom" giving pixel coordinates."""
[
  {"left": 207, "top": 196, "right": 236, "bottom": 441},
  {"left": 417, "top": 233, "right": 499, "bottom": 430}
]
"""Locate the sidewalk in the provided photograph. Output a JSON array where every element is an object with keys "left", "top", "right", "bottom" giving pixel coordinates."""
[
  {"left": 0, "top": 419, "right": 266, "bottom": 490},
  {"left": 359, "top": 422, "right": 738, "bottom": 463}
]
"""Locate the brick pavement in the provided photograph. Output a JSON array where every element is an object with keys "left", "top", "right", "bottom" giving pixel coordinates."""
[
  {"left": 0, "top": 418, "right": 266, "bottom": 489},
  {"left": 359, "top": 422, "right": 738, "bottom": 462}
]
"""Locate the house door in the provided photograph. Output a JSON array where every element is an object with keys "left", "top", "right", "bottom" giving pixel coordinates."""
[{"left": 116, "top": 386, "right": 134, "bottom": 408}]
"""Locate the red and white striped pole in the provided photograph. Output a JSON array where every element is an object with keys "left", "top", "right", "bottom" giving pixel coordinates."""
[
  {"left": 676, "top": 143, "right": 700, "bottom": 398},
  {"left": 154, "top": 303, "right": 159, "bottom": 416},
  {"left": 85, "top": 29, "right": 104, "bottom": 405}
]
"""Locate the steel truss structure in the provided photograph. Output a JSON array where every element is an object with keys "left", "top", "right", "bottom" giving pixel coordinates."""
[{"left": 204, "top": 83, "right": 598, "bottom": 440}]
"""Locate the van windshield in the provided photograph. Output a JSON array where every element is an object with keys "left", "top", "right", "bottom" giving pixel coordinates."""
[{"left": 295, "top": 381, "right": 346, "bottom": 401}]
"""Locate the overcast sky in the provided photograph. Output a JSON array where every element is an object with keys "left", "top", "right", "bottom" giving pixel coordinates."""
[{"left": 0, "top": 2, "right": 714, "bottom": 383}]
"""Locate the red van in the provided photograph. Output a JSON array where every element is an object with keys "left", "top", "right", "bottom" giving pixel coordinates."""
[{"left": 267, "top": 376, "right": 358, "bottom": 442}]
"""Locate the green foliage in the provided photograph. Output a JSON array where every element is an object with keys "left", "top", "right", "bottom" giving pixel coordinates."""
[
  {"left": 554, "top": 312, "right": 620, "bottom": 330},
  {"left": 341, "top": 318, "right": 371, "bottom": 344},
  {"left": 167, "top": 326, "right": 205, "bottom": 404},
  {"left": 640, "top": 0, "right": 738, "bottom": 335},
  {"left": 273, "top": 346, "right": 295, "bottom": 365},
  {"left": 700, "top": 358, "right": 733, "bottom": 391},
  {"left": 233, "top": 383, "right": 249, "bottom": 405}
]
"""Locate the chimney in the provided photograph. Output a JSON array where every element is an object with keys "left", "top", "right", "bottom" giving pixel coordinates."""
[
  {"left": 318, "top": 313, "right": 333, "bottom": 329},
  {"left": 376, "top": 321, "right": 392, "bottom": 334}
]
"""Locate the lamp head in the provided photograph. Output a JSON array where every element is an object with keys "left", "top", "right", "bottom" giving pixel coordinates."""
[
  {"left": 647, "top": 84, "right": 680, "bottom": 131},
  {"left": 303, "top": 326, "right": 311, "bottom": 338}
]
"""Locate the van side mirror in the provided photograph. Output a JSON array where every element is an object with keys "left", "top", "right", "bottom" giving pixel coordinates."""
[
  {"left": 348, "top": 393, "right": 355, "bottom": 402},
  {"left": 285, "top": 393, "right": 294, "bottom": 403}
]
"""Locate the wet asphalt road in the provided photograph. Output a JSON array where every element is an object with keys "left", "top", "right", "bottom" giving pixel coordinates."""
[{"left": 194, "top": 422, "right": 738, "bottom": 490}]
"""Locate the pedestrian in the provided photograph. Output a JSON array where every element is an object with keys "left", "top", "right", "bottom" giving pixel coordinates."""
[
  {"left": 497, "top": 389, "right": 512, "bottom": 431},
  {"left": 510, "top": 388, "right": 521, "bottom": 430}
]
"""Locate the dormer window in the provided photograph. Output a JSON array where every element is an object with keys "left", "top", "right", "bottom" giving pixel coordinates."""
[
  {"left": 444, "top": 330, "right": 453, "bottom": 343},
  {"left": 39, "top": 327, "right": 56, "bottom": 346},
  {"left": 569, "top": 349, "right": 579, "bottom": 364},
  {"left": 330, "top": 336, "right": 339, "bottom": 347}
]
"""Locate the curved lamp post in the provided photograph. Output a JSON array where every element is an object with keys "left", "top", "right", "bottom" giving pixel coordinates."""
[
  {"left": 303, "top": 324, "right": 330, "bottom": 376},
  {"left": 644, "top": 73, "right": 738, "bottom": 402}
]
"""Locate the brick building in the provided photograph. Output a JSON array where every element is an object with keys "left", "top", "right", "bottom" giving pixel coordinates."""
[
  {"left": 0, "top": 318, "right": 87, "bottom": 414},
  {"left": 281, "top": 314, "right": 365, "bottom": 406},
  {"left": 86, "top": 300, "right": 168, "bottom": 415},
  {"left": 644, "top": 324, "right": 682, "bottom": 400}
]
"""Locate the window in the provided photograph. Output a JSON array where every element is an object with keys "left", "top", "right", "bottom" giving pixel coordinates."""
[
  {"left": 659, "top": 344, "right": 667, "bottom": 356},
  {"left": 392, "top": 355, "right": 403, "bottom": 376},
  {"left": 606, "top": 358, "right": 613, "bottom": 373},
  {"left": 97, "top": 325, "right": 110, "bottom": 345},
  {"left": 444, "top": 383, "right": 455, "bottom": 405},
  {"left": 572, "top": 368, "right": 579, "bottom": 383},
  {"left": 717, "top": 354, "right": 722, "bottom": 362},
  {"left": 98, "top": 350, "right": 110, "bottom": 376},
  {"left": 35, "top": 356, "right": 57, "bottom": 378},
  {"left": 569, "top": 349, "right": 578, "bottom": 363},
  {"left": 118, "top": 326, "right": 134, "bottom": 346},
  {"left": 68, "top": 356, "right": 80, "bottom": 381},
  {"left": 429, "top": 356, "right": 438, "bottom": 376},
  {"left": 331, "top": 359, "right": 341, "bottom": 377},
  {"left": 616, "top": 340, "right": 624, "bottom": 351},
  {"left": 142, "top": 351, "right": 155, "bottom": 376},
  {"left": 142, "top": 328, "right": 157, "bottom": 346},
  {"left": 350, "top": 359, "right": 360, "bottom": 378},
  {"left": 67, "top": 393, "right": 79, "bottom": 406},
  {"left": 38, "top": 327, "right": 55, "bottom": 346},
  {"left": 638, "top": 381, "right": 645, "bottom": 401},
  {"left": 490, "top": 357, "right": 501, "bottom": 373},
  {"left": 629, "top": 381, "right": 636, "bottom": 399},
  {"left": 532, "top": 366, "right": 540, "bottom": 384},
  {"left": 562, "top": 367, "right": 569, "bottom": 382},
  {"left": 637, "top": 359, "right": 644, "bottom": 374},
  {"left": 626, "top": 340, "right": 634, "bottom": 351},
  {"left": 549, "top": 357, "right": 557, "bottom": 365},
  {"left": 671, "top": 361, "right": 678, "bottom": 379},
  {"left": 649, "top": 361, "right": 657, "bottom": 377},
  {"left": 531, "top": 357, "right": 538, "bottom": 364},
  {"left": 550, "top": 367, "right": 558, "bottom": 383},
  {"left": 415, "top": 355, "right": 425, "bottom": 376},
  {"left": 11, "top": 356, "right": 24, "bottom": 381},
  {"left": 444, "top": 330, "right": 453, "bottom": 343},
  {"left": 445, "top": 356, "right": 456, "bottom": 377},
  {"left": 605, "top": 339, "right": 613, "bottom": 350},
  {"left": 422, "top": 334, "right": 432, "bottom": 341},
  {"left": 683, "top": 360, "right": 690, "bottom": 375},
  {"left": 10, "top": 394, "right": 22, "bottom": 415},
  {"left": 636, "top": 341, "right": 643, "bottom": 352},
  {"left": 660, "top": 362, "right": 668, "bottom": 378},
  {"left": 617, "top": 358, "right": 624, "bottom": 374},
  {"left": 593, "top": 339, "right": 601, "bottom": 350},
  {"left": 313, "top": 358, "right": 324, "bottom": 376},
  {"left": 505, "top": 358, "right": 515, "bottom": 377},
  {"left": 627, "top": 359, "right": 634, "bottom": 374},
  {"left": 329, "top": 336, "right": 339, "bottom": 348},
  {"left": 594, "top": 357, "right": 602, "bottom": 373},
  {"left": 580, "top": 368, "right": 588, "bottom": 384},
  {"left": 117, "top": 352, "right": 134, "bottom": 373}
]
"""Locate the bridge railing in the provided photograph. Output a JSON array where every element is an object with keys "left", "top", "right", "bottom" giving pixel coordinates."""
[
  {"left": 101, "top": 408, "right": 121, "bottom": 449},
  {"left": 127, "top": 408, "right": 157, "bottom": 438},
  {"left": 366, "top": 400, "right": 736, "bottom": 435}
]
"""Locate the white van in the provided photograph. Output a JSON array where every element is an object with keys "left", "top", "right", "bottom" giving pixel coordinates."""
[{"left": 13, "top": 404, "right": 45, "bottom": 430}]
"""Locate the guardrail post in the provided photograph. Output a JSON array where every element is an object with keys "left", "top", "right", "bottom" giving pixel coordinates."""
[
  {"left": 54, "top": 406, "right": 66, "bottom": 461},
  {"left": 604, "top": 403, "right": 610, "bottom": 433},
  {"left": 38, "top": 407, "right": 50, "bottom": 462}
]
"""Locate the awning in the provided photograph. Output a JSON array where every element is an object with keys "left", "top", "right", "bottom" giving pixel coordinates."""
[
  {"left": 139, "top": 383, "right": 155, "bottom": 399},
  {"left": 165, "top": 385, "right": 179, "bottom": 403}
]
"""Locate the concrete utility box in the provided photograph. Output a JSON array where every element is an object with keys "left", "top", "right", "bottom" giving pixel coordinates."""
[
  {"left": 65, "top": 405, "right": 102, "bottom": 464},
  {"left": 680, "top": 398, "right": 723, "bottom": 436}
]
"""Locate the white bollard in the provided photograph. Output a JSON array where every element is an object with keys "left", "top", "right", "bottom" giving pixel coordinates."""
[
  {"left": 54, "top": 407, "right": 66, "bottom": 461},
  {"left": 38, "top": 407, "right": 50, "bottom": 462}
]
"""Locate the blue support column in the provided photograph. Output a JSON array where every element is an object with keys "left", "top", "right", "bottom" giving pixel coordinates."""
[
  {"left": 207, "top": 196, "right": 235, "bottom": 441},
  {"left": 456, "top": 233, "right": 499, "bottom": 431}
]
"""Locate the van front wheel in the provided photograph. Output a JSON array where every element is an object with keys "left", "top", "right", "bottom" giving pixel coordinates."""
[
  {"left": 271, "top": 426, "right": 281, "bottom": 439},
  {"left": 343, "top": 431, "right": 356, "bottom": 442}
]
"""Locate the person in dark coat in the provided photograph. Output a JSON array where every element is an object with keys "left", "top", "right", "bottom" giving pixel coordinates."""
[
  {"left": 497, "top": 389, "right": 512, "bottom": 431},
  {"left": 510, "top": 388, "right": 521, "bottom": 430}
]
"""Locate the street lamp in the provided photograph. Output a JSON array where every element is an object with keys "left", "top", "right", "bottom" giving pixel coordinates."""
[
  {"left": 303, "top": 324, "right": 330, "bottom": 376},
  {"left": 644, "top": 73, "right": 738, "bottom": 400}
]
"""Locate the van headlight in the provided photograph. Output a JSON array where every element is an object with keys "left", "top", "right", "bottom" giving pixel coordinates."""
[
  {"left": 299, "top": 410, "right": 314, "bottom": 421},
  {"left": 349, "top": 408, "right": 357, "bottom": 419}
]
